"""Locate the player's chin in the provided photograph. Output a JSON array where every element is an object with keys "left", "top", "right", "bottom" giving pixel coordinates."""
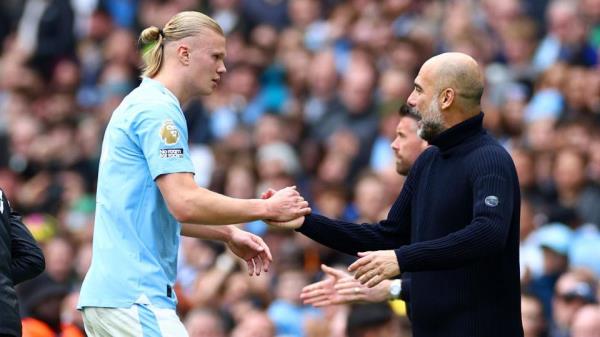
[{"left": 200, "top": 86, "right": 215, "bottom": 96}]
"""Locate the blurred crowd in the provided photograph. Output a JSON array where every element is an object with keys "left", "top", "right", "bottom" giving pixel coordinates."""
[{"left": 0, "top": 0, "right": 600, "bottom": 336}]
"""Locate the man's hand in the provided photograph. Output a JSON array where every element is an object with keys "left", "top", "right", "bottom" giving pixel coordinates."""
[
  {"left": 261, "top": 188, "right": 307, "bottom": 229},
  {"left": 226, "top": 227, "right": 272, "bottom": 276},
  {"left": 301, "top": 264, "right": 390, "bottom": 307},
  {"left": 301, "top": 264, "right": 346, "bottom": 307},
  {"left": 332, "top": 273, "right": 390, "bottom": 303},
  {"left": 264, "top": 216, "right": 306, "bottom": 229},
  {"left": 348, "top": 250, "right": 400, "bottom": 288},
  {"left": 264, "top": 186, "right": 311, "bottom": 222}
]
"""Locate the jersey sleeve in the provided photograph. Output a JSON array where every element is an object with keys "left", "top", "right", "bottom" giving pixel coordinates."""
[{"left": 131, "top": 103, "right": 195, "bottom": 180}]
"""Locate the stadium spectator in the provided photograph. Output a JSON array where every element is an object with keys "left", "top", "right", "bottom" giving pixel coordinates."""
[
  {"left": 549, "top": 270, "right": 597, "bottom": 337},
  {"left": 346, "top": 303, "right": 401, "bottom": 337},
  {"left": 521, "top": 293, "right": 548, "bottom": 337},
  {"left": 19, "top": 273, "right": 83, "bottom": 337},
  {"left": 570, "top": 305, "right": 600, "bottom": 337},
  {"left": 184, "top": 308, "right": 227, "bottom": 337}
]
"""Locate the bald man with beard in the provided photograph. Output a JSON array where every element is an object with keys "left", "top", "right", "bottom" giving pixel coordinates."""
[{"left": 267, "top": 53, "right": 524, "bottom": 337}]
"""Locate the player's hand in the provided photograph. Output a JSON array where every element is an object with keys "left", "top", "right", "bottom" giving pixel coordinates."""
[
  {"left": 260, "top": 188, "right": 276, "bottom": 200},
  {"left": 348, "top": 250, "right": 400, "bottom": 288},
  {"left": 261, "top": 186, "right": 311, "bottom": 224},
  {"left": 226, "top": 227, "right": 272, "bottom": 276}
]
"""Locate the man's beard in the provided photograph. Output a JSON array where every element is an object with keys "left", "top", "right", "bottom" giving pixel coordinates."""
[
  {"left": 416, "top": 100, "right": 445, "bottom": 142},
  {"left": 395, "top": 159, "right": 410, "bottom": 176}
]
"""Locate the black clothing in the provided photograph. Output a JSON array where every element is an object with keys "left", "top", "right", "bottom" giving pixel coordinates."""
[
  {"left": 0, "top": 189, "right": 45, "bottom": 337},
  {"left": 298, "top": 113, "right": 523, "bottom": 337}
]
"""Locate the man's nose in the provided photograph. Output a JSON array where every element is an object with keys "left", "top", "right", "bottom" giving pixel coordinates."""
[{"left": 407, "top": 93, "right": 416, "bottom": 107}]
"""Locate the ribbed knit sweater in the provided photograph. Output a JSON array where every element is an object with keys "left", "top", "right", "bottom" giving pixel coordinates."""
[{"left": 298, "top": 113, "right": 523, "bottom": 337}]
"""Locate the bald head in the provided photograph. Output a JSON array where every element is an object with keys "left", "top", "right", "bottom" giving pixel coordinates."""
[
  {"left": 406, "top": 52, "right": 484, "bottom": 140},
  {"left": 421, "top": 52, "right": 484, "bottom": 111}
]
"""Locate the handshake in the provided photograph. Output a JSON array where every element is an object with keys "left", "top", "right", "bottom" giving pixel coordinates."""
[
  {"left": 258, "top": 186, "right": 401, "bottom": 291},
  {"left": 259, "top": 186, "right": 309, "bottom": 229}
]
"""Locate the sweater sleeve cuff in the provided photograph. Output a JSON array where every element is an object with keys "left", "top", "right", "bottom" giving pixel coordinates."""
[
  {"left": 394, "top": 247, "right": 405, "bottom": 272},
  {"left": 295, "top": 213, "right": 316, "bottom": 234},
  {"left": 394, "top": 249, "right": 411, "bottom": 303},
  {"left": 396, "top": 245, "right": 418, "bottom": 273},
  {"left": 394, "top": 247, "right": 410, "bottom": 305},
  {"left": 400, "top": 277, "right": 411, "bottom": 302}
]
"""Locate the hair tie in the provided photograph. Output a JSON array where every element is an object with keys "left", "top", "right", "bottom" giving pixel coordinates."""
[{"left": 158, "top": 29, "right": 165, "bottom": 39}]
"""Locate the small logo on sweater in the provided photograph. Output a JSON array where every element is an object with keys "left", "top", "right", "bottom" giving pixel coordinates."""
[{"left": 485, "top": 196, "right": 499, "bottom": 207}]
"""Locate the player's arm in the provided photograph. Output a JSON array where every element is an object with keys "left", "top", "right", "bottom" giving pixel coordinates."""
[
  {"left": 156, "top": 172, "right": 310, "bottom": 225},
  {"left": 133, "top": 106, "right": 310, "bottom": 225},
  {"left": 180, "top": 223, "right": 234, "bottom": 240}
]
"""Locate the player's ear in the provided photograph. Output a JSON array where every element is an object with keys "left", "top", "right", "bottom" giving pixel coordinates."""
[{"left": 176, "top": 44, "right": 191, "bottom": 65}]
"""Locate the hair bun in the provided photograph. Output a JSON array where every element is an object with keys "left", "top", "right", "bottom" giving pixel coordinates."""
[{"left": 140, "top": 26, "right": 162, "bottom": 44}]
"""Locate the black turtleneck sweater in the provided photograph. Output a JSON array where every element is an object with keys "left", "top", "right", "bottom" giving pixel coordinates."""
[{"left": 298, "top": 113, "right": 523, "bottom": 337}]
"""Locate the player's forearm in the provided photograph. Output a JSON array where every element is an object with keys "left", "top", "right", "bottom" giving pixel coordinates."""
[
  {"left": 180, "top": 223, "right": 234, "bottom": 241},
  {"left": 176, "top": 187, "right": 268, "bottom": 225},
  {"left": 157, "top": 173, "right": 282, "bottom": 225}
]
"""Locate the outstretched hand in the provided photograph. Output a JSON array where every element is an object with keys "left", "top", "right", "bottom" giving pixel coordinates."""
[
  {"left": 348, "top": 250, "right": 400, "bottom": 288},
  {"left": 301, "top": 264, "right": 390, "bottom": 307},
  {"left": 226, "top": 227, "right": 272, "bottom": 276},
  {"left": 300, "top": 264, "right": 348, "bottom": 307}
]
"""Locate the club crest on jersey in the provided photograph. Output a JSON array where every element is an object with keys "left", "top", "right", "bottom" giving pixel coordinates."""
[{"left": 159, "top": 119, "right": 180, "bottom": 145}]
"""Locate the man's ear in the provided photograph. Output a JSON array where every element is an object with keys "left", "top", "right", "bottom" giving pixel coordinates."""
[
  {"left": 177, "top": 44, "right": 191, "bottom": 65},
  {"left": 440, "top": 88, "right": 455, "bottom": 110}
]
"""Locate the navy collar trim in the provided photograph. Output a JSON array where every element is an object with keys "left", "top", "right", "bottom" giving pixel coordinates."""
[{"left": 430, "top": 112, "right": 484, "bottom": 153}]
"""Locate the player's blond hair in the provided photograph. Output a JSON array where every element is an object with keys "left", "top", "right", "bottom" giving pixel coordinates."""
[{"left": 139, "top": 11, "right": 224, "bottom": 78}]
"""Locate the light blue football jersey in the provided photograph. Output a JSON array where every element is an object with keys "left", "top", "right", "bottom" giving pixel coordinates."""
[{"left": 78, "top": 77, "right": 195, "bottom": 309}]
